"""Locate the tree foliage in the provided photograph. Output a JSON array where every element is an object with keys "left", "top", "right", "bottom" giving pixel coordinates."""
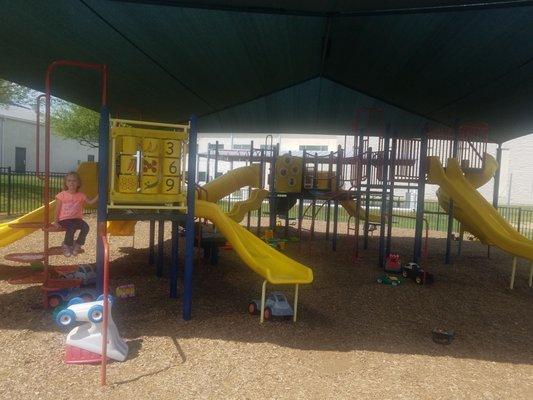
[
  {"left": 52, "top": 104, "right": 100, "bottom": 148},
  {"left": 0, "top": 79, "right": 31, "bottom": 105}
]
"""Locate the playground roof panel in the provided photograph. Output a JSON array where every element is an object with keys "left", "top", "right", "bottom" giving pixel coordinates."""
[{"left": 1, "top": 1, "right": 533, "bottom": 142}]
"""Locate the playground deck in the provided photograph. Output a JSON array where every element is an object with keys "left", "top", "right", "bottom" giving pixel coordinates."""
[{"left": 0, "top": 216, "right": 531, "bottom": 399}]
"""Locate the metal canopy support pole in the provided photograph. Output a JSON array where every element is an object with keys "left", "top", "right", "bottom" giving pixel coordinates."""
[
  {"left": 386, "top": 136, "right": 397, "bottom": 256},
  {"left": 445, "top": 127, "right": 459, "bottom": 264},
  {"left": 269, "top": 144, "right": 279, "bottom": 230},
  {"left": 206, "top": 148, "right": 211, "bottom": 182},
  {"left": 354, "top": 134, "right": 364, "bottom": 258},
  {"left": 363, "top": 147, "right": 372, "bottom": 250},
  {"left": 170, "top": 220, "right": 179, "bottom": 298},
  {"left": 413, "top": 131, "right": 428, "bottom": 263},
  {"left": 378, "top": 128, "right": 390, "bottom": 268},
  {"left": 493, "top": 143, "right": 502, "bottom": 208},
  {"left": 148, "top": 220, "right": 155, "bottom": 265},
  {"left": 96, "top": 105, "right": 110, "bottom": 293},
  {"left": 156, "top": 220, "right": 164, "bottom": 277},
  {"left": 214, "top": 140, "right": 219, "bottom": 181},
  {"left": 332, "top": 145, "right": 342, "bottom": 251},
  {"left": 183, "top": 116, "right": 198, "bottom": 320},
  {"left": 247, "top": 140, "right": 254, "bottom": 229}
]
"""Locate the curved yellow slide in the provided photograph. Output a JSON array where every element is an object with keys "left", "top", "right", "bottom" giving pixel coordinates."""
[
  {"left": 196, "top": 199, "right": 313, "bottom": 284},
  {"left": 226, "top": 188, "right": 269, "bottom": 223},
  {"left": 0, "top": 162, "right": 98, "bottom": 248},
  {"left": 428, "top": 156, "right": 533, "bottom": 262},
  {"left": 435, "top": 153, "right": 499, "bottom": 241}
]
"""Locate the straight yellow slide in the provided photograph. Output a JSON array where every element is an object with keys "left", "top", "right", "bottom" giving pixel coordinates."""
[
  {"left": 196, "top": 199, "right": 313, "bottom": 284},
  {"left": 428, "top": 156, "right": 533, "bottom": 262},
  {"left": 0, "top": 162, "right": 98, "bottom": 248},
  {"left": 0, "top": 203, "right": 56, "bottom": 248}
]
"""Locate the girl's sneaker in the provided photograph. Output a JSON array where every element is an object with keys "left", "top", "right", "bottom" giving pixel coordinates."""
[
  {"left": 72, "top": 243, "right": 82, "bottom": 257},
  {"left": 62, "top": 243, "right": 71, "bottom": 257}
]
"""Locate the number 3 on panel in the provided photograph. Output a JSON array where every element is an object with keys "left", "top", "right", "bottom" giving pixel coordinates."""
[{"left": 164, "top": 140, "right": 180, "bottom": 158}]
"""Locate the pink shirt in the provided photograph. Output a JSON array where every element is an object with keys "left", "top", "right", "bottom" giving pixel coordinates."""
[{"left": 56, "top": 191, "right": 87, "bottom": 221}]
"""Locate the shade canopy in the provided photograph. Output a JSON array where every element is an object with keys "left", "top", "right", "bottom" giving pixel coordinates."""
[{"left": 1, "top": 0, "right": 532, "bottom": 142}]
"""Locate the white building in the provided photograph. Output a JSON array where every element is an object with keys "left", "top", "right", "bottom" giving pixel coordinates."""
[
  {"left": 198, "top": 132, "right": 533, "bottom": 205},
  {"left": 0, "top": 105, "right": 97, "bottom": 172}
]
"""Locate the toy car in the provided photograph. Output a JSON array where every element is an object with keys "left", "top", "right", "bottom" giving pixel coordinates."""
[
  {"left": 58, "top": 264, "right": 97, "bottom": 286},
  {"left": 402, "top": 262, "right": 434, "bottom": 285},
  {"left": 432, "top": 328, "right": 455, "bottom": 344},
  {"left": 46, "top": 287, "right": 99, "bottom": 308},
  {"left": 248, "top": 291, "right": 293, "bottom": 320},
  {"left": 376, "top": 275, "right": 403, "bottom": 286}
]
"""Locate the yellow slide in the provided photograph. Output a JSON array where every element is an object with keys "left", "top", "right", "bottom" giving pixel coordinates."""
[
  {"left": 199, "top": 164, "right": 261, "bottom": 202},
  {"left": 226, "top": 188, "right": 269, "bottom": 222},
  {"left": 196, "top": 200, "right": 313, "bottom": 284},
  {"left": 435, "top": 153, "right": 499, "bottom": 242},
  {"left": 107, "top": 164, "right": 265, "bottom": 234},
  {"left": 0, "top": 162, "right": 98, "bottom": 248},
  {"left": 340, "top": 200, "right": 382, "bottom": 224},
  {"left": 428, "top": 156, "right": 533, "bottom": 262}
]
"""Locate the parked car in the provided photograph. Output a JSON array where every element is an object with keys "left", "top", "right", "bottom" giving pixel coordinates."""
[
  {"left": 402, "top": 262, "right": 434, "bottom": 285},
  {"left": 248, "top": 291, "right": 293, "bottom": 320},
  {"left": 376, "top": 274, "right": 403, "bottom": 286},
  {"left": 58, "top": 264, "right": 97, "bottom": 286}
]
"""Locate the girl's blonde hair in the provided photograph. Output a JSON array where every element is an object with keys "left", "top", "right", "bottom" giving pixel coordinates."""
[{"left": 63, "top": 171, "right": 82, "bottom": 191}]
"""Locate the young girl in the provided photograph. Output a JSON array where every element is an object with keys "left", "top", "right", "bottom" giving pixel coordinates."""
[{"left": 53, "top": 172, "right": 98, "bottom": 257}]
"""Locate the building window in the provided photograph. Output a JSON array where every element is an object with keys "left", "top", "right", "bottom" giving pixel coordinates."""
[
  {"left": 233, "top": 144, "right": 251, "bottom": 150},
  {"left": 299, "top": 145, "right": 328, "bottom": 152},
  {"left": 215, "top": 172, "right": 223, "bottom": 178},
  {"left": 259, "top": 144, "right": 273, "bottom": 150},
  {"left": 198, "top": 171, "right": 207, "bottom": 181},
  {"left": 87, "top": 154, "right": 95, "bottom": 162},
  {"left": 208, "top": 143, "right": 224, "bottom": 151}
]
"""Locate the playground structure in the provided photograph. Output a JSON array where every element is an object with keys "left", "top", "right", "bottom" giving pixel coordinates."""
[
  {"left": 197, "top": 111, "right": 532, "bottom": 287},
  {"left": 0, "top": 60, "right": 532, "bottom": 387}
]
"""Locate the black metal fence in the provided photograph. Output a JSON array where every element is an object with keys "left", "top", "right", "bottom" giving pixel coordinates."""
[
  {"left": 219, "top": 195, "right": 533, "bottom": 240},
  {"left": 0, "top": 167, "right": 66, "bottom": 215},
  {"left": 2, "top": 166, "right": 532, "bottom": 241}
]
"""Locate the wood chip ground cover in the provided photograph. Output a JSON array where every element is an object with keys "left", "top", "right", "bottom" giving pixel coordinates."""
[{"left": 0, "top": 216, "right": 531, "bottom": 399}]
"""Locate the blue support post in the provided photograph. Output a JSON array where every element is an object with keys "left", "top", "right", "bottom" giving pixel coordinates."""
[
  {"left": 445, "top": 126, "right": 459, "bottom": 264},
  {"left": 96, "top": 106, "right": 110, "bottom": 293},
  {"left": 157, "top": 220, "right": 164, "bottom": 277},
  {"left": 413, "top": 130, "right": 428, "bottom": 263},
  {"left": 378, "top": 128, "right": 391, "bottom": 269},
  {"left": 183, "top": 116, "right": 198, "bottom": 320},
  {"left": 170, "top": 220, "right": 179, "bottom": 298}
]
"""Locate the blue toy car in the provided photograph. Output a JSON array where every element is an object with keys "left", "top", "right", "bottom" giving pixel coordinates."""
[{"left": 248, "top": 291, "right": 293, "bottom": 321}]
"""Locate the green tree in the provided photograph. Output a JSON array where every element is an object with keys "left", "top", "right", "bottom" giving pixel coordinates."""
[
  {"left": 0, "top": 79, "right": 31, "bottom": 105},
  {"left": 52, "top": 104, "right": 99, "bottom": 148}
]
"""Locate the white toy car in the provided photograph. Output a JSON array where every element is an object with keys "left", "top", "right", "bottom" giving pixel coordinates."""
[
  {"left": 59, "top": 264, "right": 97, "bottom": 286},
  {"left": 248, "top": 291, "right": 294, "bottom": 321}
]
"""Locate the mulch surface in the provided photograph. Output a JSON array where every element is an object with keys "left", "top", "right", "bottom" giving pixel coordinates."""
[{"left": 0, "top": 215, "right": 532, "bottom": 399}]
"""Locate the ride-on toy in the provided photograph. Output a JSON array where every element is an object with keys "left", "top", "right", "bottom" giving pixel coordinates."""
[
  {"left": 376, "top": 275, "right": 403, "bottom": 286},
  {"left": 248, "top": 291, "right": 293, "bottom": 320},
  {"left": 402, "top": 262, "right": 434, "bottom": 285},
  {"left": 385, "top": 254, "right": 402, "bottom": 273},
  {"left": 55, "top": 295, "right": 128, "bottom": 363}
]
